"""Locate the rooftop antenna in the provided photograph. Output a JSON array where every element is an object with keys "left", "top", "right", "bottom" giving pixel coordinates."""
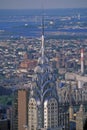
[{"left": 41, "top": 0, "right": 45, "bottom": 59}]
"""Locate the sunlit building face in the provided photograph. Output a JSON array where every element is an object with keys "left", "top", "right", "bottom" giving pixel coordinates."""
[
  {"left": 28, "top": 98, "right": 38, "bottom": 130},
  {"left": 44, "top": 98, "right": 58, "bottom": 129}
]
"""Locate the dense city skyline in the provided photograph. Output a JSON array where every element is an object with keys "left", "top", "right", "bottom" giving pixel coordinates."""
[
  {"left": 0, "top": 0, "right": 87, "bottom": 9},
  {"left": 0, "top": 1, "right": 87, "bottom": 129}
]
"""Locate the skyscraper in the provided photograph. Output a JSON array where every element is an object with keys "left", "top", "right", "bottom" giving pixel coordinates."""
[
  {"left": 12, "top": 15, "right": 69, "bottom": 130},
  {"left": 28, "top": 16, "right": 59, "bottom": 130},
  {"left": 18, "top": 89, "right": 28, "bottom": 130},
  {"left": 12, "top": 88, "right": 28, "bottom": 130}
]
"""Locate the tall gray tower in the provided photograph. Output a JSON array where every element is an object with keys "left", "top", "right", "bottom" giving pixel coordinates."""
[{"left": 28, "top": 15, "right": 59, "bottom": 130}]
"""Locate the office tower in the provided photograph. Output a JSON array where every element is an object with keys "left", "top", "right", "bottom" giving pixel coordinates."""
[
  {"left": 28, "top": 16, "right": 59, "bottom": 130},
  {"left": 12, "top": 88, "right": 28, "bottom": 130},
  {"left": 18, "top": 89, "right": 28, "bottom": 130}
]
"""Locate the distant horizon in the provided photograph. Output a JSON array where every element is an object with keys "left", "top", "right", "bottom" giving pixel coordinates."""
[
  {"left": 0, "top": 7, "right": 87, "bottom": 10},
  {"left": 0, "top": 8, "right": 86, "bottom": 19},
  {"left": 0, "top": 8, "right": 87, "bottom": 16}
]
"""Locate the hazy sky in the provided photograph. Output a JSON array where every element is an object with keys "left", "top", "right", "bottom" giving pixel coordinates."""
[{"left": 0, "top": 0, "right": 87, "bottom": 9}]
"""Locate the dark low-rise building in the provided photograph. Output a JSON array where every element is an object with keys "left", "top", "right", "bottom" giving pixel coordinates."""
[{"left": 0, "top": 119, "right": 10, "bottom": 130}]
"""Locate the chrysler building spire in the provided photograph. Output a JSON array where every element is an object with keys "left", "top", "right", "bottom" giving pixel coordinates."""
[
  {"left": 38, "top": 13, "right": 48, "bottom": 65},
  {"left": 41, "top": 14, "right": 45, "bottom": 59}
]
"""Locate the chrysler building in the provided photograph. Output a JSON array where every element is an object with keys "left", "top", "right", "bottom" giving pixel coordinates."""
[{"left": 28, "top": 16, "right": 59, "bottom": 130}]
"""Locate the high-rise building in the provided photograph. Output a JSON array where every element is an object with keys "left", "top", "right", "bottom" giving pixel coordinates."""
[
  {"left": 18, "top": 89, "right": 28, "bottom": 130},
  {"left": 28, "top": 17, "right": 59, "bottom": 130},
  {"left": 12, "top": 88, "right": 28, "bottom": 130},
  {"left": 12, "top": 16, "right": 69, "bottom": 130}
]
